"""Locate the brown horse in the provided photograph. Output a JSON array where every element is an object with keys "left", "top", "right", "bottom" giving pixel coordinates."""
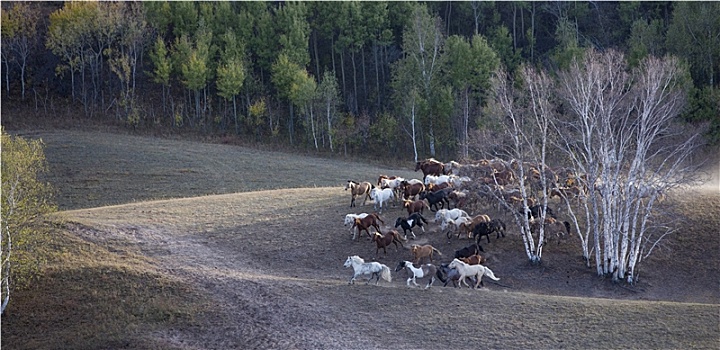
[
  {"left": 460, "top": 254, "right": 487, "bottom": 265},
  {"left": 403, "top": 199, "right": 429, "bottom": 215},
  {"left": 372, "top": 230, "right": 405, "bottom": 256},
  {"left": 345, "top": 180, "right": 374, "bottom": 207},
  {"left": 401, "top": 181, "right": 425, "bottom": 200},
  {"left": 415, "top": 159, "right": 445, "bottom": 180},
  {"left": 352, "top": 213, "right": 384, "bottom": 240},
  {"left": 410, "top": 244, "right": 442, "bottom": 264}
]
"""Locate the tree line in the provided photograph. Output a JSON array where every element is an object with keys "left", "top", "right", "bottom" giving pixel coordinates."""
[{"left": 1, "top": 1, "right": 718, "bottom": 160}]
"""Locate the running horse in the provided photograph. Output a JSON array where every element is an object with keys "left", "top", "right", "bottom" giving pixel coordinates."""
[
  {"left": 344, "top": 256, "right": 392, "bottom": 285},
  {"left": 415, "top": 159, "right": 445, "bottom": 181},
  {"left": 395, "top": 261, "right": 437, "bottom": 289},
  {"left": 372, "top": 230, "right": 405, "bottom": 256},
  {"left": 345, "top": 180, "right": 374, "bottom": 207}
]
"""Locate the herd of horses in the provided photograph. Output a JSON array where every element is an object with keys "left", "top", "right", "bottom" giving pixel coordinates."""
[{"left": 341, "top": 158, "right": 512, "bottom": 290}]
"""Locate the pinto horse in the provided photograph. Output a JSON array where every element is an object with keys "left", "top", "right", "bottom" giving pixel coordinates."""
[
  {"left": 372, "top": 230, "right": 405, "bottom": 256},
  {"left": 394, "top": 213, "right": 429, "bottom": 240},
  {"left": 352, "top": 213, "right": 384, "bottom": 240},
  {"left": 345, "top": 180, "right": 374, "bottom": 207},
  {"left": 410, "top": 244, "right": 442, "bottom": 264},
  {"left": 344, "top": 256, "right": 392, "bottom": 285},
  {"left": 395, "top": 261, "right": 437, "bottom": 289},
  {"left": 415, "top": 159, "right": 445, "bottom": 180}
]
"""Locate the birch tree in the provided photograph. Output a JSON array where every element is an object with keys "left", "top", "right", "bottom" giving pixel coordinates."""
[
  {"left": 401, "top": 3, "right": 445, "bottom": 157},
  {"left": 488, "top": 65, "right": 556, "bottom": 264},
  {"left": 317, "top": 70, "right": 341, "bottom": 152},
  {"left": 556, "top": 49, "right": 701, "bottom": 283},
  {"left": 1, "top": 130, "right": 56, "bottom": 314}
]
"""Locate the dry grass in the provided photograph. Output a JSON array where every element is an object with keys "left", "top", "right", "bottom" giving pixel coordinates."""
[{"left": 1, "top": 129, "right": 718, "bottom": 349}]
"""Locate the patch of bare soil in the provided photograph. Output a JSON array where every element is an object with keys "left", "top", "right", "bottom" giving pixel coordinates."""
[{"left": 55, "top": 187, "right": 719, "bottom": 349}]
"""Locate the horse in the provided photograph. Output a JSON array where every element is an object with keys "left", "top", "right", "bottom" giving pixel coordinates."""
[
  {"left": 444, "top": 216, "right": 473, "bottom": 239},
  {"left": 345, "top": 180, "right": 374, "bottom": 207},
  {"left": 443, "top": 160, "right": 462, "bottom": 175},
  {"left": 436, "top": 263, "right": 476, "bottom": 287},
  {"left": 394, "top": 213, "right": 429, "bottom": 240},
  {"left": 454, "top": 243, "right": 484, "bottom": 259},
  {"left": 379, "top": 176, "right": 405, "bottom": 198},
  {"left": 424, "top": 174, "right": 452, "bottom": 186},
  {"left": 344, "top": 213, "right": 369, "bottom": 238},
  {"left": 459, "top": 254, "right": 487, "bottom": 265},
  {"left": 410, "top": 244, "right": 442, "bottom": 264},
  {"left": 415, "top": 159, "right": 445, "bottom": 180},
  {"left": 344, "top": 256, "right": 392, "bottom": 285},
  {"left": 472, "top": 219, "right": 507, "bottom": 244},
  {"left": 419, "top": 189, "right": 449, "bottom": 212},
  {"left": 370, "top": 187, "right": 394, "bottom": 212},
  {"left": 403, "top": 199, "right": 429, "bottom": 215},
  {"left": 435, "top": 208, "right": 471, "bottom": 226},
  {"left": 372, "top": 230, "right": 405, "bottom": 256},
  {"left": 457, "top": 214, "right": 492, "bottom": 239},
  {"left": 401, "top": 181, "right": 425, "bottom": 200},
  {"left": 395, "top": 261, "right": 437, "bottom": 289},
  {"left": 352, "top": 213, "right": 384, "bottom": 241},
  {"left": 448, "top": 258, "right": 500, "bottom": 289}
]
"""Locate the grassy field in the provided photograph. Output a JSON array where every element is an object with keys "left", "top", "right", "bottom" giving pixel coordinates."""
[{"left": 1, "top": 129, "right": 718, "bottom": 349}]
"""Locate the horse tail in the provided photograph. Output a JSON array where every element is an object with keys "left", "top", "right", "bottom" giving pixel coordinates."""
[
  {"left": 375, "top": 214, "right": 385, "bottom": 225},
  {"left": 563, "top": 221, "right": 571, "bottom": 235},
  {"left": 419, "top": 214, "right": 428, "bottom": 224},
  {"left": 483, "top": 266, "right": 500, "bottom": 281},
  {"left": 380, "top": 265, "right": 392, "bottom": 282},
  {"left": 432, "top": 247, "right": 443, "bottom": 256}
]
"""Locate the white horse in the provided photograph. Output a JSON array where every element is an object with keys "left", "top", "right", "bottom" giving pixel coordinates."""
[
  {"left": 442, "top": 215, "right": 473, "bottom": 233},
  {"left": 370, "top": 187, "right": 394, "bottom": 212},
  {"left": 435, "top": 208, "right": 471, "bottom": 225},
  {"left": 380, "top": 177, "right": 406, "bottom": 198},
  {"left": 424, "top": 174, "right": 452, "bottom": 186},
  {"left": 448, "top": 258, "right": 499, "bottom": 289},
  {"left": 344, "top": 213, "right": 369, "bottom": 239},
  {"left": 405, "top": 178, "right": 424, "bottom": 185},
  {"left": 395, "top": 261, "right": 437, "bottom": 289},
  {"left": 344, "top": 256, "right": 392, "bottom": 285}
]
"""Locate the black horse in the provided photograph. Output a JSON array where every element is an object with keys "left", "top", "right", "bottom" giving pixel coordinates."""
[
  {"left": 454, "top": 243, "right": 484, "bottom": 259},
  {"left": 419, "top": 190, "right": 450, "bottom": 211},
  {"left": 472, "top": 219, "right": 507, "bottom": 244},
  {"left": 395, "top": 213, "right": 429, "bottom": 240}
]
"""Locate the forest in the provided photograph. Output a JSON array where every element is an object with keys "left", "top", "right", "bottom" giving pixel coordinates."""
[{"left": 1, "top": 1, "right": 718, "bottom": 160}]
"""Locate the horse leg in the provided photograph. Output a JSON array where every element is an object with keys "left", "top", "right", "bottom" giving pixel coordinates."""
[
  {"left": 412, "top": 276, "right": 419, "bottom": 287},
  {"left": 406, "top": 277, "right": 412, "bottom": 286},
  {"left": 349, "top": 274, "right": 356, "bottom": 285},
  {"left": 425, "top": 276, "right": 435, "bottom": 289}
]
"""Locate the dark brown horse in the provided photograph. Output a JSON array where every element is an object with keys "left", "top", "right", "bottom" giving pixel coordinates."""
[
  {"left": 371, "top": 230, "right": 405, "bottom": 256},
  {"left": 401, "top": 181, "right": 425, "bottom": 200},
  {"left": 352, "top": 213, "right": 384, "bottom": 240},
  {"left": 415, "top": 159, "right": 445, "bottom": 180}
]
